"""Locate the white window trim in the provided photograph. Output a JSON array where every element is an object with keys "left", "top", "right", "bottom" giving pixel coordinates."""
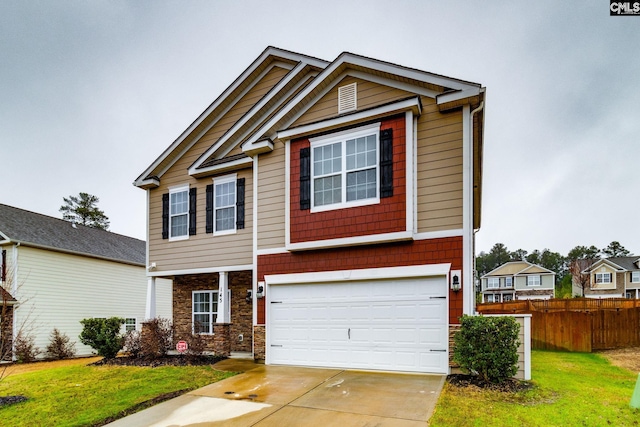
[
  {"left": 192, "top": 290, "right": 218, "bottom": 335},
  {"left": 124, "top": 318, "right": 137, "bottom": 332},
  {"left": 169, "top": 184, "right": 189, "bottom": 242},
  {"left": 527, "top": 275, "right": 541, "bottom": 287},
  {"left": 213, "top": 174, "right": 237, "bottom": 236},
  {"left": 631, "top": 271, "right": 640, "bottom": 283},
  {"left": 309, "top": 123, "right": 381, "bottom": 213},
  {"left": 595, "top": 272, "right": 612, "bottom": 284},
  {"left": 487, "top": 278, "right": 499, "bottom": 289},
  {"left": 504, "top": 277, "right": 513, "bottom": 288}
]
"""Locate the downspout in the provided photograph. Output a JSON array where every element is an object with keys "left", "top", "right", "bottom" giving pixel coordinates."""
[{"left": 465, "top": 100, "right": 484, "bottom": 316}]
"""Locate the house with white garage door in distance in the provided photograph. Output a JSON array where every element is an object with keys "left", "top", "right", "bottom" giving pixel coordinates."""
[
  {"left": 136, "top": 46, "right": 486, "bottom": 374},
  {"left": 0, "top": 204, "right": 172, "bottom": 360}
]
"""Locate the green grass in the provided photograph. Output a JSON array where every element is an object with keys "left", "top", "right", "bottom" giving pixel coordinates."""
[
  {"left": 430, "top": 350, "right": 640, "bottom": 426},
  {"left": 0, "top": 362, "right": 235, "bottom": 427}
]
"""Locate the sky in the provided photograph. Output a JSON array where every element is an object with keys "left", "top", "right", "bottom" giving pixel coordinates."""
[{"left": 1, "top": 1, "right": 638, "bottom": 257}]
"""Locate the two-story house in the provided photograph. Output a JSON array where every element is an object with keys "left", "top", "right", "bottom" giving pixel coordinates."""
[
  {"left": 579, "top": 256, "right": 640, "bottom": 298},
  {"left": 135, "top": 47, "right": 485, "bottom": 374},
  {"left": 0, "top": 203, "right": 172, "bottom": 360},
  {"left": 480, "top": 261, "right": 556, "bottom": 303}
]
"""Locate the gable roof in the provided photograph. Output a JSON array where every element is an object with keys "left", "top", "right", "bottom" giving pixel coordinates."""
[
  {"left": 134, "top": 46, "right": 485, "bottom": 193},
  {"left": 585, "top": 256, "right": 640, "bottom": 273},
  {"left": 0, "top": 204, "right": 145, "bottom": 266},
  {"left": 134, "top": 46, "right": 329, "bottom": 188},
  {"left": 481, "top": 261, "right": 555, "bottom": 278}
]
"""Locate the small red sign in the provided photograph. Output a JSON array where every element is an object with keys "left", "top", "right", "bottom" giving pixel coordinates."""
[{"left": 176, "top": 340, "right": 188, "bottom": 353}]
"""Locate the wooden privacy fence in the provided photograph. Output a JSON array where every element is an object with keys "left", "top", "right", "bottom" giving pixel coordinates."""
[
  {"left": 531, "top": 309, "right": 640, "bottom": 352},
  {"left": 477, "top": 299, "right": 640, "bottom": 352}
]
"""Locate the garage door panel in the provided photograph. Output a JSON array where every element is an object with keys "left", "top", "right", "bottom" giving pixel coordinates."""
[{"left": 268, "top": 277, "right": 448, "bottom": 373}]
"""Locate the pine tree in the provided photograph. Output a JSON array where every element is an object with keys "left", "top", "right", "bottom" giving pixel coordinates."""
[{"left": 59, "top": 192, "right": 110, "bottom": 230}]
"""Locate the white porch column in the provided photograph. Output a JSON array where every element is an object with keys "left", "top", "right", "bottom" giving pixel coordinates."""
[
  {"left": 217, "top": 271, "right": 229, "bottom": 323},
  {"left": 145, "top": 277, "right": 157, "bottom": 320}
]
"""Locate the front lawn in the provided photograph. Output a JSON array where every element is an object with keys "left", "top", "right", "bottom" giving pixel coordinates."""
[
  {"left": 430, "top": 350, "right": 639, "bottom": 426},
  {"left": 0, "top": 359, "right": 235, "bottom": 426}
]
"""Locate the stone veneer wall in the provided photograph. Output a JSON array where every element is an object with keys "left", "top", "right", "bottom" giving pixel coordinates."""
[
  {"left": 253, "top": 325, "right": 265, "bottom": 362},
  {"left": 172, "top": 271, "right": 253, "bottom": 355},
  {"left": 449, "top": 324, "right": 461, "bottom": 372}
]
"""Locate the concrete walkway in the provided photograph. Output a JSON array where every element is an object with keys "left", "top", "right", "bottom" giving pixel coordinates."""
[{"left": 106, "top": 359, "right": 445, "bottom": 426}]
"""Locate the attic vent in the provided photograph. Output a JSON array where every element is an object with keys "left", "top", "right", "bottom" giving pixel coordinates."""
[{"left": 338, "top": 82, "right": 357, "bottom": 114}]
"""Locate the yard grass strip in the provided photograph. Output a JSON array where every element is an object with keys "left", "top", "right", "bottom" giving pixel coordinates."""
[
  {"left": 0, "top": 362, "right": 235, "bottom": 427},
  {"left": 430, "top": 350, "right": 639, "bottom": 427}
]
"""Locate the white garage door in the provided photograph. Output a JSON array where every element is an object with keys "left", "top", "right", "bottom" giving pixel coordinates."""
[{"left": 267, "top": 277, "right": 448, "bottom": 374}]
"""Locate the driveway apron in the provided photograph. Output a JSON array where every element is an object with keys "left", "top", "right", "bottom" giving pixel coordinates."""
[{"left": 105, "top": 360, "right": 445, "bottom": 426}]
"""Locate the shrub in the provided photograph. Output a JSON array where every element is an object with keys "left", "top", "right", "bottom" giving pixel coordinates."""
[
  {"left": 79, "top": 317, "right": 125, "bottom": 359},
  {"left": 46, "top": 328, "right": 76, "bottom": 360},
  {"left": 185, "top": 332, "right": 208, "bottom": 361},
  {"left": 140, "top": 318, "right": 173, "bottom": 358},
  {"left": 453, "top": 315, "right": 520, "bottom": 384},
  {"left": 13, "top": 332, "right": 40, "bottom": 363},
  {"left": 123, "top": 330, "right": 143, "bottom": 358}
]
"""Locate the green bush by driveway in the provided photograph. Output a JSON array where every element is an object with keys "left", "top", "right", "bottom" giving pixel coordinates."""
[{"left": 430, "top": 350, "right": 639, "bottom": 426}]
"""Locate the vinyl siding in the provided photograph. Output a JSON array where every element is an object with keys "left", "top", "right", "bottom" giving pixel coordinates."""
[
  {"left": 12, "top": 246, "right": 172, "bottom": 357},
  {"left": 257, "top": 142, "right": 286, "bottom": 250},
  {"left": 148, "top": 169, "right": 254, "bottom": 271},
  {"left": 416, "top": 98, "right": 463, "bottom": 232},
  {"left": 147, "top": 67, "right": 290, "bottom": 271},
  {"left": 291, "top": 76, "right": 414, "bottom": 127},
  {"left": 514, "top": 274, "right": 555, "bottom": 290}
]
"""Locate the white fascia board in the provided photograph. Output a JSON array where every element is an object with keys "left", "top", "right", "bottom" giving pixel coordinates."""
[
  {"left": 147, "top": 264, "right": 254, "bottom": 277},
  {"left": 516, "top": 264, "right": 555, "bottom": 275},
  {"left": 277, "top": 97, "right": 422, "bottom": 141},
  {"left": 347, "top": 70, "right": 440, "bottom": 98},
  {"left": 265, "top": 263, "right": 452, "bottom": 285},
  {"left": 582, "top": 258, "right": 621, "bottom": 274},
  {"left": 481, "top": 261, "right": 530, "bottom": 279},
  {"left": 413, "top": 229, "right": 464, "bottom": 241},
  {"left": 436, "top": 88, "right": 482, "bottom": 105},
  {"left": 189, "top": 61, "right": 309, "bottom": 174},
  {"left": 133, "top": 177, "right": 160, "bottom": 190},
  {"left": 189, "top": 156, "right": 253, "bottom": 179},
  {"left": 285, "top": 231, "right": 413, "bottom": 252},
  {"left": 242, "top": 138, "right": 273, "bottom": 157}
]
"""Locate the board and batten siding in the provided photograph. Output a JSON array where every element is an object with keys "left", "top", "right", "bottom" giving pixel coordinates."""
[
  {"left": 148, "top": 169, "right": 253, "bottom": 272},
  {"left": 13, "top": 246, "right": 172, "bottom": 357},
  {"left": 257, "top": 142, "right": 286, "bottom": 250}
]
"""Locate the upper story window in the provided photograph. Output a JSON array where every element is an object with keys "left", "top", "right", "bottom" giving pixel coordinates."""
[
  {"left": 310, "top": 124, "right": 380, "bottom": 212},
  {"left": 504, "top": 277, "right": 513, "bottom": 288},
  {"left": 527, "top": 275, "right": 541, "bottom": 286},
  {"left": 487, "top": 278, "right": 499, "bottom": 289},
  {"left": 595, "top": 273, "right": 612, "bottom": 284},
  {"left": 214, "top": 175, "right": 236, "bottom": 234},
  {"left": 169, "top": 185, "right": 189, "bottom": 240},
  {"left": 632, "top": 271, "right": 640, "bottom": 283}
]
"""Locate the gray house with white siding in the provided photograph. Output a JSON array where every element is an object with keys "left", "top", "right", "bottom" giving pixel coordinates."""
[{"left": 0, "top": 203, "right": 171, "bottom": 359}]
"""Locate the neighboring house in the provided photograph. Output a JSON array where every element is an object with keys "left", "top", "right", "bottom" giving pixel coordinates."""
[
  {"left": 480, "top": 261, "right": 556, "bottom": 302},
  {"left": 136, "top": 46, "right": 485, "bottom": 374},
  {"left": 0, "top": 204, "right": 172, "bottom": 359},
  {"left": 579, "top": 256, "right": 640, "bottom": 299}
]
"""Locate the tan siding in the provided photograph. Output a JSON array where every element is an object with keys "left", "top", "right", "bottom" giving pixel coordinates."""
[
  {"left": 417, "top": 98, "right": 464, "bottom": 232},
  {"left": 149, "top": 169, "right": 254, "bottom": 271},
  {"left": 148, "top": 66, "right": 291, "bottom": 270},
  {"left": 257, "top": 142, "right": 286, "bottom": 249},
  {"left": 292, "top": 76, "right": 413, "bottom": 127},
  {"left": 13, "top": 246, "right": 172, "bottom": 357}
]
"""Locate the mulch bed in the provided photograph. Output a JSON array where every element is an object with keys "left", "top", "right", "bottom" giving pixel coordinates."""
[
  {"left": 0, "top": 395, "right": 28, "bottom": 407},
  {"left": 447, "top": 374, "right": 534, "bottom": 393},
  {"left": 90, "top": 354, "right": 226, "bottom": 367}
]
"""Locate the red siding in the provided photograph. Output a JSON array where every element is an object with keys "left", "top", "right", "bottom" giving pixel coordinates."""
[
  {"left": 257, "top": 236, "right": 464, "bottom": 325},
  {"left": 290, "top": 116, "right": 407, "bottom": 243}
]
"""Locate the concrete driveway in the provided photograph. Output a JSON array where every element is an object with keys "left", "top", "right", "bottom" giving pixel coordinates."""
[{"left": 106, "top": 359, "right": 445, "bottom": 426}]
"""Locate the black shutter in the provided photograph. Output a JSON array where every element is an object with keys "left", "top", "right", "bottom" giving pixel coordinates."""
[
  {"left": 189, "top": 187, "right": 197, "bottom": 236},
  {"left": 205, "top": 184, "right": 213, "bottom": 234},
  {"left": 236, "top": 178, "right": 245, "bottom": 229},
  {"left": 1, "top": 249, "right": 5, "bottom": 282},
  {"left": 380, "top": 128, "right": 393, "bottom": 198},
  {"left": 161, "top": 193, "right": 169, "bottom": 239},
  {"left": 300, "top": 147, "right": 311, "bottom": 210}
]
